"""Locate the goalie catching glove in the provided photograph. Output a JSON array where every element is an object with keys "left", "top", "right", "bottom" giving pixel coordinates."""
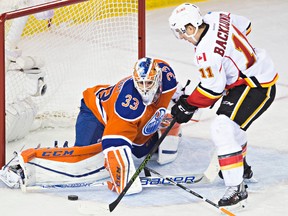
[{"left": 171, "top": 95, "right": 198, "bottom": 123}]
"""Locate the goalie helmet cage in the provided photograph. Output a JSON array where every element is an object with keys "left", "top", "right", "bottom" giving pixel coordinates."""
[{"left": 0, "top": 0, "right": 146, "bottom": 167}]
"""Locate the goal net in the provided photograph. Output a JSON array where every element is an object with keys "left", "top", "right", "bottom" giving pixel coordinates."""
[{"left": 0, "top": 0, "right": 144, "bottom": 165}]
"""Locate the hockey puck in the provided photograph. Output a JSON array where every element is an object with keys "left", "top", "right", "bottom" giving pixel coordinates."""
[{"left": 68, "top": 195, "right": 78, "bottom": 201}]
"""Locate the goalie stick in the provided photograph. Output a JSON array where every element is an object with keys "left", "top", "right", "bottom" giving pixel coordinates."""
[
  {"left": 145, "top": 167, "right": 236, "bottom": 216},
  {"left": 21, "top": 150, "right": 219, "bottom": 192},
  {"left": 21, "top": 164, "right": 218, "bottom": 192},
  {"left": 20, "top": 174, "right": 203, "bottom": 192}
]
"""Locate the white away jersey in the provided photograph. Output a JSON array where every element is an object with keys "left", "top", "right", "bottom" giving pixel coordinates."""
[{"left": 187, "top": 12, "right": 278, "bottom": 108}]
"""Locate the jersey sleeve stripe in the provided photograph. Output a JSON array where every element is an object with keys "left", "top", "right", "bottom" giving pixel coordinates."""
[
  {"left": 187, "top": 86, "right": 222, "bottom": 108},
  {"left": 196, "top": 85, "right": 223, "bottom": 100},
  {"left": 246, "top": 23, "right": 252, "bottom": 35},
  {"left": 95, "top": 96, "right": 107, "bottom": 124}
]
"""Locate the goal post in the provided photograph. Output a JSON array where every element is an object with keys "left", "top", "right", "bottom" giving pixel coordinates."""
[{"left": 0, "top": 0, "right": 146, "bottom": 167}]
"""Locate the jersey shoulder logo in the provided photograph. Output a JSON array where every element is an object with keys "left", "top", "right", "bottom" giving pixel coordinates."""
[{"left": 142, "top": 108, "right": 166, "bottom": 136}]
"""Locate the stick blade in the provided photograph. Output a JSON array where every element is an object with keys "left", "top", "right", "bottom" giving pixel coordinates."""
[{"left": 109, "top": 199, "right": 119, "bottom": 212}]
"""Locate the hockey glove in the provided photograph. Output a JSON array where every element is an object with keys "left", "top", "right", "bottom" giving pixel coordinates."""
[{"left": 171, "top": 95, "right": 198, "bottom": 123}]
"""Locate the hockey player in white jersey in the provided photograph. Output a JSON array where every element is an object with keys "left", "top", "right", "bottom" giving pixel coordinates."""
[{"left": 169, "top": 3, "right": 278, "bottom": 208}]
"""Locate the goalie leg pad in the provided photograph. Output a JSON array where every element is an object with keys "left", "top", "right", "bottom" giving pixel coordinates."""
[
  {"left": 0, "top": 143, "right": 108, "bottom": 188},
  {"left": 104, "top": 146, "right": 142, "bottom": 195},
  {"left": 157, "top": 121, "right": 181, "bottom": 165},
  {"left": 157, "top": 135, "right": 181, "bottom": 165}
]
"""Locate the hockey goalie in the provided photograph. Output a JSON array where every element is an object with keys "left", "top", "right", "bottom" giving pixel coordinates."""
[{"left": 0, "top": 58, "right": 186, "bottom": 193}]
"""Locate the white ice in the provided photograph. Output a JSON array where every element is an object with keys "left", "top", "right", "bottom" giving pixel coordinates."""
[{"left": 1, "top": 0, "right": 288, "bottom": 215}]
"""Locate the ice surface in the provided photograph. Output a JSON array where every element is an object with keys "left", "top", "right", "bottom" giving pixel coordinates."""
[{"left": 1, "top": 0, "right": 288, "bottom": 215}]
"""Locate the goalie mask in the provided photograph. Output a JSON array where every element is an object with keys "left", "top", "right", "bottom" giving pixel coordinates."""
[
  {"left": 133, "top": 57, "right": 162, "bottom": 105},
  {"left": 169, "top": 3, "right": 203, "bottom": 42}
]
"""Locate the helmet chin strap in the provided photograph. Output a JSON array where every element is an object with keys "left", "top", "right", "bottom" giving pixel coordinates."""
[{"left": 185, "top": 26, "right": 199, "bottom": 44}]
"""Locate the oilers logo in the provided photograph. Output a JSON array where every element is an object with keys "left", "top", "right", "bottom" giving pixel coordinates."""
[{"left": 143, "top": 108, "right": 166, "bottom": 136}]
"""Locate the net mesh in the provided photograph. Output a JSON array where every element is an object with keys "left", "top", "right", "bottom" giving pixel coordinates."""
[{"left": 1, "top": 0, "right": 139, "bottom": 129}]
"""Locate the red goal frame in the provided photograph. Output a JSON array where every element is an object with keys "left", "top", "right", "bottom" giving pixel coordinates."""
[{"left": 0, "top": 0, "right": 146, "bottom": 167}]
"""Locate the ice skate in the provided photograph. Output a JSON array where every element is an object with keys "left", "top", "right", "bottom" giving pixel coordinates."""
[{"left": 218, "top": 181, "right": 248, "bottom": 211}]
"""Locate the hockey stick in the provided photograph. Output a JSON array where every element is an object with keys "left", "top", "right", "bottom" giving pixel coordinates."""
[
  {"left": 144, "top": 149, "right": 219, "bottom": 186},
  {"left": 21, "top": 171, "right": 212, "bottom": 192},
  {"left": 21, "top": 181, "right": 106, "bottom": 192},
  {"left": 109, "top": 118, "right": 177, "bottom": 212},
  {"left": 145, "top": 167, "right": 235, "bottom": 216},
  {"left": 1, "top": 162, "right": 219, "bottom": 191}
]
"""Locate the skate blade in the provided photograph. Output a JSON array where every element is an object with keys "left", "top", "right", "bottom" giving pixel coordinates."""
[
  {"left": 244, "top": 176, "right": 258, "bottom": 183},
  {"left": 220, "top": 200, "right": 247, "bottom": 215}
]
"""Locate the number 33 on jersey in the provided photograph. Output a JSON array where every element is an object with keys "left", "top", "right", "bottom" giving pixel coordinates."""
[{"left": 82, "top": 59, "right": 177, "bottom": 148}]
